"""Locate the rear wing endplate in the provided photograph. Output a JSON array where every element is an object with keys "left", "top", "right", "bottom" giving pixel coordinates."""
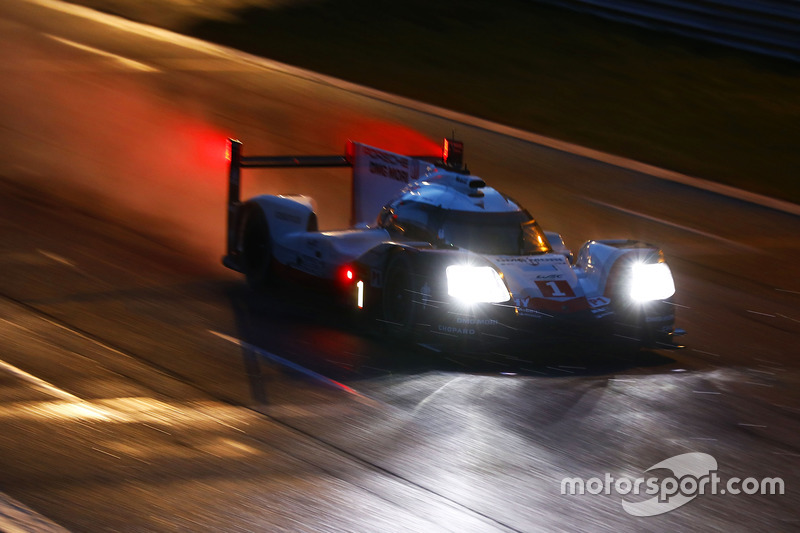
[
  {"left": 225, "top": 139, "right": 351, "bottom": 260},
  {"left": 225, "top": 137, "right": 465, "bottom": 262}
]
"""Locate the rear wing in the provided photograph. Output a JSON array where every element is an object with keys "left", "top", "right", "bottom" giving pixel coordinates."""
[
  {"left": 225, "top": 137, "right": 465, "bottom": 258},
  {"left": 225, "top": 139, "right": 349, "bottom": 260}
]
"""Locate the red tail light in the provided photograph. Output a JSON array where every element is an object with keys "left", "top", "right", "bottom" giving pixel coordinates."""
[{"left": 339, "top": 266, "right": 355, "bottom": 284}]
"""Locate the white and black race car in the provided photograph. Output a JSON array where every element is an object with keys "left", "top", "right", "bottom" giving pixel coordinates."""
[{"left": 222, "top": 137, "right": 682, "bottom": 350}]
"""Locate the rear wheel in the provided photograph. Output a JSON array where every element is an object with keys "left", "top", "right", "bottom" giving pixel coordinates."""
[{"left": 243, "top": 210, "right": 273, "bottom": 293}]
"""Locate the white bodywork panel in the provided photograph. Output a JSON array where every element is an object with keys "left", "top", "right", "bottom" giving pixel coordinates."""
[
  {"left": 245, "top": 194, "right": 391, "bottom": 279},
  {"left": 274, "top": 228, "right": 391, "bottom": 279},
  {"left": 350, "top": 142, "right": 437, "bottom": 226}
]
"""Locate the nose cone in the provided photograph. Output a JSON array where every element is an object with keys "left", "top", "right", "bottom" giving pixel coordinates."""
[{"left": 490, "top": 254, "right": 587, "bottom": 316}]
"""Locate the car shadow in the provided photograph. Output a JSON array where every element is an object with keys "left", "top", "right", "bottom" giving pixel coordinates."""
[{"left": 223, "top": 281, "right": 682, "bottom": 406}]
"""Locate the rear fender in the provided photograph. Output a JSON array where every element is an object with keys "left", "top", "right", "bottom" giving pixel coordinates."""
[{"left": 236, "top": 195, "right": 317, "bottom": 250}]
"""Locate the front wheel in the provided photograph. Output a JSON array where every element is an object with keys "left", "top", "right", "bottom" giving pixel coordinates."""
[{"left": 381, "top": 254, "right": 419, "bottom": 337}]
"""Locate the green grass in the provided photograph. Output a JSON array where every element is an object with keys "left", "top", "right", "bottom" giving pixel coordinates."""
[{"left": 74, "top": 0, "right": 800, "bottom": 204}]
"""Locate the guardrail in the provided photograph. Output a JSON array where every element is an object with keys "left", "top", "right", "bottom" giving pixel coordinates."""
[{"left": 538, "top": 0, "right": 800, "bottom": 62}]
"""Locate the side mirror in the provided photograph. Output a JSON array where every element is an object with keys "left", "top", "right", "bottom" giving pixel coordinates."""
[{"left": 544, "top": 231, "right": 574, "bottom": 264}]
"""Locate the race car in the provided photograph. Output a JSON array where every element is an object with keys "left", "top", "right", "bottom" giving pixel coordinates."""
[{"left": 222, "top": 137, "right": 682, "bottom": 351}]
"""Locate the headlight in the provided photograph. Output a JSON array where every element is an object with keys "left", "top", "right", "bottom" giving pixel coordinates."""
[
  {"left": 629, "top": 262, "right": 675, "bottom": 301},
  {"left": 446, "top": 265, "right": 510, "bottom": 304}
]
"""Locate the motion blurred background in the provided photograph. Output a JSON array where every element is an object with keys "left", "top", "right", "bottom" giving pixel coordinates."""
[{"left": 65, "top": 0, "right": 800, "bottom": 204}]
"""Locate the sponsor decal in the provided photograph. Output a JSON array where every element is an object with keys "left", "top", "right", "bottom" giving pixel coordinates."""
[
  {"left": 496, "top": 256, "right": 565, "bottom": 266},
  {"left": 536, "top": 280, "right": 576, "bottom": 298},
  {"left": 363, "top": 146, "right": 409, "bottom": 167},
  {"left": 514, "top": 296, "right": 543, "bottom": 318},
  {"left": 498, "top": 257, "right": 535, "bottom": 264},
  {"left": 438, "top": 325, "right": 476, "bottom": 335},
  {"left": 587, "top": 296, "right": 611, "bottom": 308},
  {"left": 455, "top": 318, "right": 498, "bottom": 326},
  {"left": 363, "top": 146, "right": 412, "bottom": 183},
  {"left": 369, "top": 161, "right": 409, "bottom": 182},
  {"left": 587, "top": 296, "right": 612, "bottom": 318}
]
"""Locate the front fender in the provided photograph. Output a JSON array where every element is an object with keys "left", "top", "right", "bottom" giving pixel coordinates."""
[{"left": 575, "top": 239, "right": 677, "bottom": 344}]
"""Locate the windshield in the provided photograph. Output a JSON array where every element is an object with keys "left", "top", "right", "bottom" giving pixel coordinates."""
[{"left": 440, "top": 210, "right": 551, "bottom": 255}]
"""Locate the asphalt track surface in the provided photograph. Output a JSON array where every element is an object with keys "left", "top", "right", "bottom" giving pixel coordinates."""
[{"left": 0, "top": 0, "right": 798, "bottom": 531}]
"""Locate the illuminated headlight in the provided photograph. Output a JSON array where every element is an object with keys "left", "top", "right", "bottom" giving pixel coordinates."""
[
  {"left": 446, "top": 265, "right": 510, "bottom": 304},
  {"left": 630, "top": 262, "right": 675, "bottom": 301}
]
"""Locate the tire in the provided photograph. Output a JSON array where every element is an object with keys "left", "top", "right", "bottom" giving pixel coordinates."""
[
  {"left": 381, "top": 254, "right": 419, "bottom": 337},
  {"left": 242, "top": 210, "right": 273, "bottom": 293},
  {"left": 609, "top": 310, "right": 647, "bottom": 356}
]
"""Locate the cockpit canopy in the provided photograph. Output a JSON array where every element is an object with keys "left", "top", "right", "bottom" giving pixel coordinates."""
[{"left": 377, "top": 193, "right": 552, "bottom": 256}]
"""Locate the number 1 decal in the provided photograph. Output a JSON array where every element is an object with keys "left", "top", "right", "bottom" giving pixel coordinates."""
[{"left": 536, "top": 280, "right": 575, "bottom": 298}]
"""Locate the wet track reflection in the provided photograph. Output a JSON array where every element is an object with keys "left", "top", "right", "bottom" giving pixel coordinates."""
[
  {"left": 1, "top": 183, "right": 798, "bottom": 531},
  {"left": 222, "top": 280, "right": 684, "bottom": 387}
]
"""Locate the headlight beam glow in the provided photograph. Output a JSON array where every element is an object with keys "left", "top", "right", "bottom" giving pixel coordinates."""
[
  {"left": 446, "top": 265, "right": 510, "bottom": 304},
  {"left": 629, "top": 262, "right": 675, "bottom": 301}
]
